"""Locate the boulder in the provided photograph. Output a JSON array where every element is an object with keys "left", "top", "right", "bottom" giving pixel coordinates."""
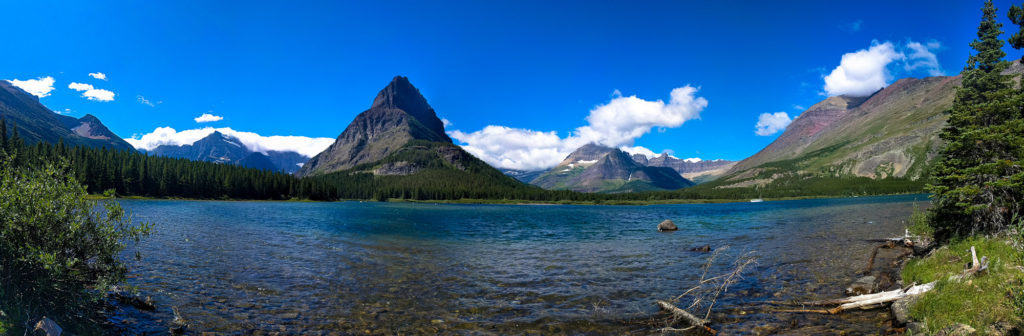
[
  {"left": 845, "top": 275, "right": 876, "bottom": 296},
  {"left": 890, "top": 295, "right": 918, "bottom": 326},
  {"left": 935, "top": 323, "right": 976, "bottom": 336},
  {"left": 657, "top": 220, "right": 678, "bottom": 231},
  {"left": 32, "top": 317, "right": 62, "bottom": 336}
]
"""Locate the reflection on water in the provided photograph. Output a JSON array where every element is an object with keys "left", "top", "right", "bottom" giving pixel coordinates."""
[{"left": 111, "top": 194, "right": 928, "bottom": 334}]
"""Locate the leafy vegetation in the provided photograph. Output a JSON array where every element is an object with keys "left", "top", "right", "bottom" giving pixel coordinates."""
[
  {"left": 901, "top": 236, "right": 1023, "bottom": 333},
  {"left": 0, "top": 154, "right": 150, "bottom": 334}
]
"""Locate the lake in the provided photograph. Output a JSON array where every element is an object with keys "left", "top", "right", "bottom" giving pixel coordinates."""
[{"left": 109, "top": 194, "right": 929, "bottom": 334}]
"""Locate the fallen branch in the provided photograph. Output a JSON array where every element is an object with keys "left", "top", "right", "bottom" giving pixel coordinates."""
[
  {"left": 656, "top": 300, "right": 716, "bottom": 335},
  {"left": 776, "top": 281, "right": 936, "bottom": 314},
  {"left": 949, "top": 245, "right": 988, "bottom": 281}
]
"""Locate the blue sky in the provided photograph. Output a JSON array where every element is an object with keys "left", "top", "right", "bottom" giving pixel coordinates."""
[{"left": 1, "top": 1, "right": 1020, "bottom": 170}]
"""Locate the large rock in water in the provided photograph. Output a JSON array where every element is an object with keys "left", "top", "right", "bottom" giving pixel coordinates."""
[
  {"left": 296, "top": 76, "right": 452, "bottom": 177},
  {"left": 658, "top": 220, "right": 678, "bottom": 231}
]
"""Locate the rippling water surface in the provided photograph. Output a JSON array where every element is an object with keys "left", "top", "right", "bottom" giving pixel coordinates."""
[{"left": 112, "top": 195, "right": 928, "bottom": 334}]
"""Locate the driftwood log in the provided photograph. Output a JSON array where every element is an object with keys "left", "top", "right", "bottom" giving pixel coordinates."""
[
  {"left": 775, "top": 281, "right": 936, "bottom": 314},
  {"left": 655, "top": 300, "right": 717, "bottom": 334}
]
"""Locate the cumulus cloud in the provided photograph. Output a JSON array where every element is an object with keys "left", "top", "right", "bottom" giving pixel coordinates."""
[
  {"left": 449, "top": 86, "right": 708, "bottom": 170},
  {"left": 905, "top": 40, "right": 944, "bottom": 76},
  {"left": 754, "top": 112, "right": 793, "bottom": 136},
  {"left": 126, "top": 127, "right": 335, "bottom": 158},
  {"left": 823, "top": 40, "right": 947, "bottom": 97},
  {"left": 619, "top": 145, "right": 658, "bottom": 159},
  {"left": 68, "top": 82, "right": 115, "bottom": 101},
  {"left": 823, "top": 41, "right": 902, "bottom": 97},
  {"left": 7, "top": 76, "right": 56, "bottom": 98},
  {"left": 441, "top": 118, "right": 452, "bottom": 128},
  {"left": 194, "top": 113, "right": 223, "bottom": 123},
  {"left": 88, "top": 72, "right": 107, "bottom": 80}
]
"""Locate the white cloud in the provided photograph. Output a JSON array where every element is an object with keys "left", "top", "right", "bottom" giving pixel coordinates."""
[
  {"left": 823, "top": 40, "right": 947, "bottom": 97},
  {"left": 449, "top": 86, "right": 708, "bottom": 170},
  {"left": 441, "top": 118, "right": 452, "bottom": 128},
  {"left": 619, "top": 145, "right": 658, "bottom": 159},
  {"left": 68, "top": 82, "right": 115, "bottom": 101},
  {"left": 823, "top": 41, "right": 902, "bottom": 97},
  {"left": 194, "top": 113, "right": 223, "bottom": 123},
  {"left": 126, "top": 127, "right": 335, "bottom": 158},
  {"left": 684, "top": 157, "right": 702, "bottom": 163},
  {"left": 137, "top": 95, "right": 155, "bottom": 106},
  {"left": 905, "top": 40, "right": 944, "bottom": 76},
  {"left": 755, "top": 112, "right": 793, "bottom": 136},
  {"left": 88, "top": 72, "right": 107, "bottom": 80},
  {"left": 7, "top": 76, "right": 56, "bottom": 98}
]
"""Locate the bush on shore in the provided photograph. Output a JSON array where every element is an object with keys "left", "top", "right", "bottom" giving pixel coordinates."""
[{"left": 0, "top": 155, "right": 150, "bottom": 333}]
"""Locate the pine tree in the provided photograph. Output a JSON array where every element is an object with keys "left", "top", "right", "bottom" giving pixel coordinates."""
[{"left": 929, "top": 0, "right": 1024, "bottom": 239}]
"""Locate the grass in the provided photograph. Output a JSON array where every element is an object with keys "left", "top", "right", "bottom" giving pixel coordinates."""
[{"left": 901, "top": 236, "right": 1024, "bottom": 333}]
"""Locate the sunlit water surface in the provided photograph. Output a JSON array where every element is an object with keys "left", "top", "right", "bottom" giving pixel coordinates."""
[{"left": 111, "top": 194, "right": 928, "bottom": 334}]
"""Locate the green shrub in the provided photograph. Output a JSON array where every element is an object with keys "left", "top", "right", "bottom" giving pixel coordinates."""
[{"left": 0, "top": 158, "right": 150, "bottom": 333}]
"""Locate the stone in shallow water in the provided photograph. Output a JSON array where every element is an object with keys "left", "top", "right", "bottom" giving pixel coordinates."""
[
  {"left": 845, "top": 275, "right": 876, "bottom": 296},
  {"left": 657, "top": 220, "right": 678, "bottom": 231}
]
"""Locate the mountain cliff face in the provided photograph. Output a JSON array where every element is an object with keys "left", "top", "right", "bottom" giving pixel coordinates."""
[
  {"left": 0, "top": 80, "right": 134, "bottom": 151},
  {"left": 149, "top": 131, "right": 308, "bottom": 173},
  {"left": 297, "top": 76, "right": 451, "bottom": 177},
  {"left": 294, "top": 76, "right": 524, "bottom": 194},
  {"left": 715, "top": 63, "right": 1024, "bottom": 190},
  {"left": 532, "top": 144, "right": 694, "bottom": 193}
]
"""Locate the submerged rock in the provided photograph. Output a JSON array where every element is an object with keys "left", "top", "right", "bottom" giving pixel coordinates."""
[
  {"left": 689, "top": 245, "right": 712, "bottom": 252},
  {"left": 170, "top": 308, "right": 188, "bottom": 334},
  {"left": 33, "top": 317, "right": 62, "bottom": 336},
  {"left": 845, "top": 275, "right": 876, "bottom": 296},
  {"left": 657, "top": 220, "right": 678, "bottom": 231},
  {"left": 110, "top": 286, "right": 156, "bottom": 311}
]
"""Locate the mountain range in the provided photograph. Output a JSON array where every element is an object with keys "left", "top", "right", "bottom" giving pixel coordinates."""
[
  {"left": 147, "top": 131, "right": 309, "bottom": 173},
  {"left": 530, "top": 144, "right": 695, "bottom": 193},
  {"left": 4, "top": 65, "right": 990, "bottom": 198},
  {"left": 0, "top": 80, "right": 134, "bottom": 151}
]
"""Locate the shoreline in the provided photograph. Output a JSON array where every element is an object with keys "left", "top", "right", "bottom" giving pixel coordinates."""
[{"left": 89, "top": 191, "right": 929, "bottom": 206}]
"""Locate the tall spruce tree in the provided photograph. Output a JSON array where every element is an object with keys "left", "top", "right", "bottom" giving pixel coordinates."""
[{"left": 929, "top": 0, "right": 1024, "bottom": 239}]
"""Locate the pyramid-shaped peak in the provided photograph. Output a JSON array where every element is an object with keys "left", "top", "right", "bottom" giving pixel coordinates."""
[{"left": 371, "top": 76, "right": 430, "bottom": 112}]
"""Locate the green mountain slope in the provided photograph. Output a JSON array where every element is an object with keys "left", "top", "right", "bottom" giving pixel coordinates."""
[
  {"left": 688, "top": 64, "right": 1024, "bottom": 197},
  {"left": 691, "top": 63, "right": 1023, "bottom": 197},
  {"left": 0, "top": 80, "right": 134, "bottom": 151}
]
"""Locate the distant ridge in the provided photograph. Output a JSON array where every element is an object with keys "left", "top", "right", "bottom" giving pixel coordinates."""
[
  {"left": 149, "top": 131, "right": 308, "bottom": 173},
  {"left": 531, "top": 144, "right": 694, "bottom": 193},
  {"left": 0, "top": 80, "right": 134, "bottom": 151}
]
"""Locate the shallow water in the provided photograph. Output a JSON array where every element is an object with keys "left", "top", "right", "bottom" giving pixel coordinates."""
[{"left": 110, "top": 194, "right": 928, "bottom": 334}]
